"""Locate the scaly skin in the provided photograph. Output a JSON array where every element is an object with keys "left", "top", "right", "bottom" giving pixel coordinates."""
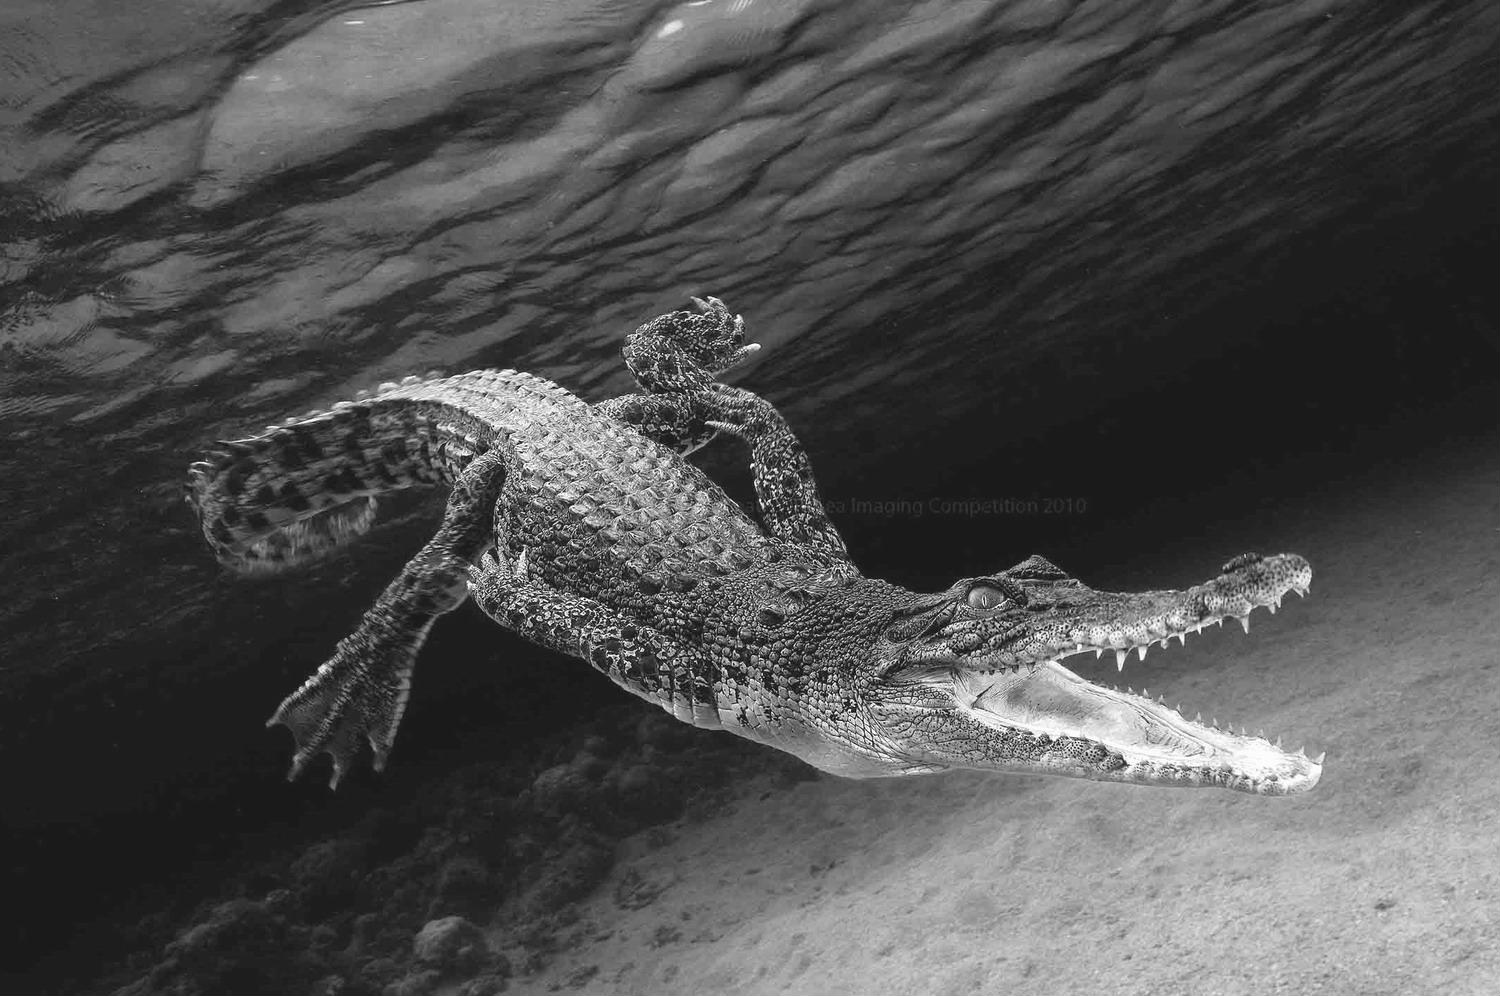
[{"left": 186, "top": 298, "right": 1322, "bottom": 794}]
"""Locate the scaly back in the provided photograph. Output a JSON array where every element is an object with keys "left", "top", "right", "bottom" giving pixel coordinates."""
[{"left": 185, "top": 368, "right": 772, "bottom": 589}]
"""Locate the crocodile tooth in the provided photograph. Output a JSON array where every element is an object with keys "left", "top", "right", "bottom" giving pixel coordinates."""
[
  {"left": 1276, "top": 735, "right": 1283, "bottom": 748},
  {"left": 1115, "top": 649, "right": 1128, "bottom": 671},
  {"left": 1313, "top": 752, "right": 1326, "bottom": 764},
  {"left": 1094, "top": 648, "right": 1103, "bottom": 660},
  {"left": 1196, "top": 712, "right": 1204, "bottom": 724},
  {"left": 1237, "top": 615, "right": 1251, "bottom": 634},
  {"left": 1268, "top": 602, "right": 1278, "bottom": 614},
  {"left": 1174, "top": 632, "right": 1186, "bottom": 645},
  {"left": 1158, "top": 637, "right": 1170, "bottom": 649},
  {"left": 1137, "top": 645, "right": 1148, "bottom": 661}
]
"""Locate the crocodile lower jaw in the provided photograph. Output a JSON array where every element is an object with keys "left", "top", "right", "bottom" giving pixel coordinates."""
[{"left": 955, "top": 662, "right": 1323, "bottom": 795}]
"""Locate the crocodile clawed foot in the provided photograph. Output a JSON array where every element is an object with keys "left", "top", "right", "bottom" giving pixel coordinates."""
[
  {"left": 692, "top": 295, "right": 759, "bottom": 376},
  {"left": 471, "top": 545, "right": 527, "bottom": 580},
  {"left": 625, "top": 295, "right": 760, "bottom": 390},
  {"left": 266, "top": 628, "right": 419, "bottom": 789}
]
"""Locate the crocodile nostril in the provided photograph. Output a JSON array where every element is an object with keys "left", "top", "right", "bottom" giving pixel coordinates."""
[
  {"left": 1221, "top": 552, "right": 1263, "bottom": 573},
  {"left": 757, "top": 607, "right": 786, "bottom": 627}
]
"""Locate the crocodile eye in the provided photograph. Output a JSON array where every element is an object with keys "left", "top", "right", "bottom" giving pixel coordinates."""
[
  {"left": 966, "top": 585, "right": 1011, "bottom": 610},
  {"left": 966, "top": 578, "right": 1028, "bottom": 610}
]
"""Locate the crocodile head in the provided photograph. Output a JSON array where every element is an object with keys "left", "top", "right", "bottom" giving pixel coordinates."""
[{"left": 849, "top": 552, "right": 1321, "bottom": 794}]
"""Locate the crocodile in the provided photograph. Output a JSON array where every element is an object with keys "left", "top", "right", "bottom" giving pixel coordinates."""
[{"left": 186, "top": 297, "right": 1322, "bottom": 796}]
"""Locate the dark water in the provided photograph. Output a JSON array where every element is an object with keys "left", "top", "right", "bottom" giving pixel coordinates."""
[{"left": 2, "top": 1, "right": 1498, "bottom": 992}]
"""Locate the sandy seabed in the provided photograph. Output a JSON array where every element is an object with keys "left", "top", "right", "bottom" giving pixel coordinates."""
[{"left": 512, "top": 429, "right": 1500, "bottom": 996}]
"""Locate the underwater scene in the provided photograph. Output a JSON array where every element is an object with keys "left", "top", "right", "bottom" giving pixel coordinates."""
[{"left": 2, "top": 1, "right": 1498, "bottom": 994}]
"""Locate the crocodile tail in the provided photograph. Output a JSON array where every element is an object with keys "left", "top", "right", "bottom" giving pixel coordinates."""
[{"left": 185, "top": 401, "right": 459, "bottom": 574}]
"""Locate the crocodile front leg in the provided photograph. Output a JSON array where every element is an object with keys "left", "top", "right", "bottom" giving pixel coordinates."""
[
  {"left": 596, "top": 296, "right": 851, "bottom": 565},
  {"left": 696, "top": 383, "right": 851, "bottom": 567},
  {"left": 266, "top": 448, "right": 510, "bottom": 787},
  {"left": 466, "top": 550, "right": 721, "bottom": 728},
  {"left": 592, "top": 295, "right": 759, "bottom": 456}
]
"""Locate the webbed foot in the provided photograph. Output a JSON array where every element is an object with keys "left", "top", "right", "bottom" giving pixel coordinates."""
[
  {"left": 266, "top": 617, "right": 425, "bottom": 788},
  {"left": 265, "top": 449, "right": 509, "bottom": 788}
]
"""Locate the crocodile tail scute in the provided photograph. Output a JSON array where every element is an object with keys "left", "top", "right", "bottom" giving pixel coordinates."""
[{"left": 185, "top": 401, "right": 455, "bottom": 574}]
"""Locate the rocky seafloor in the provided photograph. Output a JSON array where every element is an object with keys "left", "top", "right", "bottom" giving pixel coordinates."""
[{"left": 89, "top": 705, "right": 808, "bottom": 996}]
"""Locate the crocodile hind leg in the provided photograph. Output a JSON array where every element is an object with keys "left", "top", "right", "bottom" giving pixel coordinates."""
[
  {"left": 621, "top": 295, "right": 761, "bottom": 393},
  {"left": 697, "top": 383, "right": 850, "bottom": 566},
  {"left": 593, "top": 296, "right": 759, "bottom": 456},
  {"left": 596, "top": 296, "right": 850, "bottom": 565},
  {"left": 267, "top": 448, "right": 510, "bottom": 788},
  {"left": 466, "top": 550, "right": 721, "bottom": 728}
]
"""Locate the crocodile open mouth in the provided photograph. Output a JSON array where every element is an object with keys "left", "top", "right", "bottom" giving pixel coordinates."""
[
  {"left": 917, "top": 553, "right": 1323, "bottom": 794},
  {"left": 954, "top": 588, "right": 1321, "bottom": 794}
]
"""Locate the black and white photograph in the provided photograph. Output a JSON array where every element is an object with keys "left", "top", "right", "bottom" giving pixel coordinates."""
[{"left": 2, "top": 1, "right": 1496, "bottom": 993}]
